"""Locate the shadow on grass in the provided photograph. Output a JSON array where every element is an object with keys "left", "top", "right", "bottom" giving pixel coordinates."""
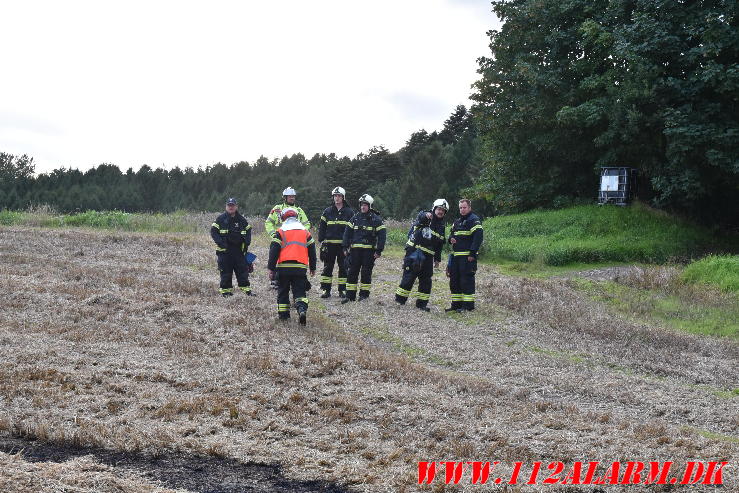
[{"left": 0, "top": 435, "right": 350, "bottom": 493}]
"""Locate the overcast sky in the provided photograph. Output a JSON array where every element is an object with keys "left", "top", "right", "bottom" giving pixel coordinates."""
[{"left": 1, "top": 1, "right": 499, "bottom": 173}]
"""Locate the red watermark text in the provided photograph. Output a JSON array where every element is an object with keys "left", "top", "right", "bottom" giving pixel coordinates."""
[{"left": 418, "top": 460, "right": 728, "bottom": 486}]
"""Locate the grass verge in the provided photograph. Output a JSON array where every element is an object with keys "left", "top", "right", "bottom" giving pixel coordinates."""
[
  {"left": 682, "top": 255, "right": 739, "bottom": 293},
  {"left": 483, "top": 203, "right": 735, "bottom": 265},
  {"left": 571, "top": 277, "right": 738, "bottom": 339}
]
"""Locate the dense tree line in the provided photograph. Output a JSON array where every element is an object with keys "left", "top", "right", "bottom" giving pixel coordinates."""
[
  {"left": 3, "top": 0, "right": 736, "bottom": 227},
  {"left": 0, "top": 106, "right": 480, "bottom": 222},
  {"left": 470, "top": 0, "right": 738, "bottom": 226}
]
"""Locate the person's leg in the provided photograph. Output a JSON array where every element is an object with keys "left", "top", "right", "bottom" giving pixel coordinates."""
[
  {"left": 462, "top": 258, "right": 477, "bottom": 311},
  {"left": 277, "top": 274, "right": 291, "bottom": 319},
  {"left": 218, "top": 252, "right": 234, "bottom": 296},
  {"left": 415, "top": 257, "right": 433, "bottom": 310},
  {"left": 335, "top": 245, "right": 348, "bottom": 298},
  {"left": 447, "top": 256, "right": 463, "bottom": 310},
  {"left": 234, "top": 250, "right": 251, "bottom": 295},
  {"left": 320, "top": 244, "right": 336, "bottom": 296},
  {"left": 344, "top": 249, "right": 360, "bottom": 301},
  {"left": 292, "top": 275, "right": 308, "bottom": 325},
  {"left": 358, "top": 250, "right": 374, "bottom": 299},
  {"left": 395, "top": 256, "right": 418, "bottom": 305}
]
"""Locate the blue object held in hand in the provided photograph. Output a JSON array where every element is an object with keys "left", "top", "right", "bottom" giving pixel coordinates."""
[{"left": 245, "top": 252, "right": 257, "bottom": 264}]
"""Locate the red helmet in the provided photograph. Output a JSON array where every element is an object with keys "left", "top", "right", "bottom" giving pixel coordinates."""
[{"left": 280, "top": 207, "right": 298, "bottom": 221}]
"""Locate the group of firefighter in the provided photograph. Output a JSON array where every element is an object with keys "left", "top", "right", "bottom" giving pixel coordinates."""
[{"left": 210, "top": 186, "right": 483, "bottom": 325}]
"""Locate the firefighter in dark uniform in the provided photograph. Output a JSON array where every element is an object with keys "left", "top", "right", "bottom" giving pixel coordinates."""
[
  {"left": 341, "top": 194, "right": 386, "bottom": 303},
  {"left": 446, "top": 198, "right": 483, "bottom": 312},
  {"left": 267, "top": 207, "right": 317, "bottom": 325},
  {"left": 210, "top": 197, "right": 253, "bottom": 296},
  {"left": 395, "top": 199, "right": 448, "bottom": 311},
  {"left": 317, "top": 186, "right": 355, "bottom": 299}
]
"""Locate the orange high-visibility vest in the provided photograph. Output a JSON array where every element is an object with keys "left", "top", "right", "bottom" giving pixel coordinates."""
[{"left": 277, "top": 228, "right": 310, "bottom": 265}]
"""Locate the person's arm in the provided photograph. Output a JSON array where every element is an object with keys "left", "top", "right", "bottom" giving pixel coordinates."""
[
  {"left": 307, "top": 233, "right": 317, "bottom": 273},
  {"left": 265, "top": 207, "right": 279, "bottom": 236},
  {"left": 318, "top": 212, "right": 327, "bottom": 243},
  {"left": 241, "top": 217, "right": 252, "bottom": 248},
  {"left": 416, "top": 210, "right": 430, "bottom": 226},
  {"left": 299, "top": 207, "right": 311, "bottom": 230},
  {"left": 469, "top": 219, "right": 484, "bottom": 258},
  {"left": 267, "top": 232, "right": 281, "bottom": 270},
  {"left": 405, "top": 224, "right": 417, "bottom": 251},
  {"left": 342, "top": 218, "right": 353, "bottom": 250},
  {"left": 210, "top": 219, "right": 227, "bottom": 251},
  {"left": 433, "top": 223, "right": 445, "bottom": 262},
  {"left": 375, "top": 219, "right": 386, "bottom": 255}
]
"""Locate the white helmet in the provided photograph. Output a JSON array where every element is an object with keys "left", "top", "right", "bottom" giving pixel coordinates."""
[
  {"left": 331, "top": 186, "right": 346, "bottom": 197},
  {"left": 282, "top": 187, "right": 297, "bottom": 196},
  {"left": 433, "top": 198, "right": 449, "bottom": 211},
  {"left": 358, "top": 194, "right": 374, "bottom": 207}
]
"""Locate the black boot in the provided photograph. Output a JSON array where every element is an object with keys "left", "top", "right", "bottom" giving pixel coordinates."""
[
  {"left": 338, "top": 290, "right": 346, "bottom": 299},
  {"left": 341, "top": 297, "right": 353, "bottom": 304},
  {"left": 320, "top": 290, "right": 331, "bottom": 299},
  {"left": 298, "top": 310, "right": 307, "bottom": 325}
]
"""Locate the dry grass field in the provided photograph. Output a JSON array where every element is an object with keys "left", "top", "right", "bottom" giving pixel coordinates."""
[{"left": 0, "top": 224, "right": 736, "bottom": 492}]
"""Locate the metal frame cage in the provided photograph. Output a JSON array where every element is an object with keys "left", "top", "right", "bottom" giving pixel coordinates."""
[{"left": 598, "top": 167, "right": 637, "bottom": 205}]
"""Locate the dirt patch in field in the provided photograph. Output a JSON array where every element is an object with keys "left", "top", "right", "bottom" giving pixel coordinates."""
[{"left": 0, "top": 436, "right": 348, "bottom": 492}]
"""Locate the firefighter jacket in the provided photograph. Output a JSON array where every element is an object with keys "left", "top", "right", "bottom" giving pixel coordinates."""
[
  {"left": 448, "top": 212, "right": 483, "bottom": 258},
  {"left": 267, "top": 220, "right": 317, "bottom": 271},
  {"left": 342, "top": 210, "right": 386, "bottom": 254},
  {"left": 265, "top": 203, "right": 310, "bottom": 236},
  {"left": 318, "top": 204, "right": 355, "bottom": 244},
  {"left": 211, "top": 212, "right": 252, "bottom": 253},
  {"left": 406, "top": 210, "right": 446, "bottom": 262}
]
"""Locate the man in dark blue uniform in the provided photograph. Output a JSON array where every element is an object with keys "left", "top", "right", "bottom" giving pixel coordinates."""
[
  {"left": 210, "top": 197, "right": 253, "bottom": 297},
  {"left": 446, "top": 199, "right": 483, "bottom": 312},
  {"left": 395, "top": 199, "right": 448, "bottom": 312},
  {"left": 341, "top": 194, "right": 386, "bottom": 302},
  {"left": 317, "top": 186, "right": 355, "bottom": 299}
]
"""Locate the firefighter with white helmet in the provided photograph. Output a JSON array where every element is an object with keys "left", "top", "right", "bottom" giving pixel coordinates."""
[
  {"left": 341, "top": 194, "right": 386, "bottom": 303},
  {"left": 395, "top": 199, "right": 448, "bottom": 311},
  {"left": 267, "top": 207, "right": 317, "bottom": 325},
  {"left": 317, "top": 186, "right": 355, "bottom": 298},
  {"left": 265, "top": 187, "right": 311, "bottom": 237}
]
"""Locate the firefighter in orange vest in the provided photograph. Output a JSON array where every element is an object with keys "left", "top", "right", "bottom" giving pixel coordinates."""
[{"left": 267, "top": 207, "right": 317, "bottom": 325}]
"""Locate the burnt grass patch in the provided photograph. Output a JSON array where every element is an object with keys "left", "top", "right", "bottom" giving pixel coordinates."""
[{"left": 0, "top": 435, "right": 350, "bottom": 493}]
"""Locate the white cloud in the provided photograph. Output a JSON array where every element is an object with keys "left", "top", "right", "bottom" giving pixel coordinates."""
[{"left": 0, "top": 0, "right": 499, "bottom": 172}]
